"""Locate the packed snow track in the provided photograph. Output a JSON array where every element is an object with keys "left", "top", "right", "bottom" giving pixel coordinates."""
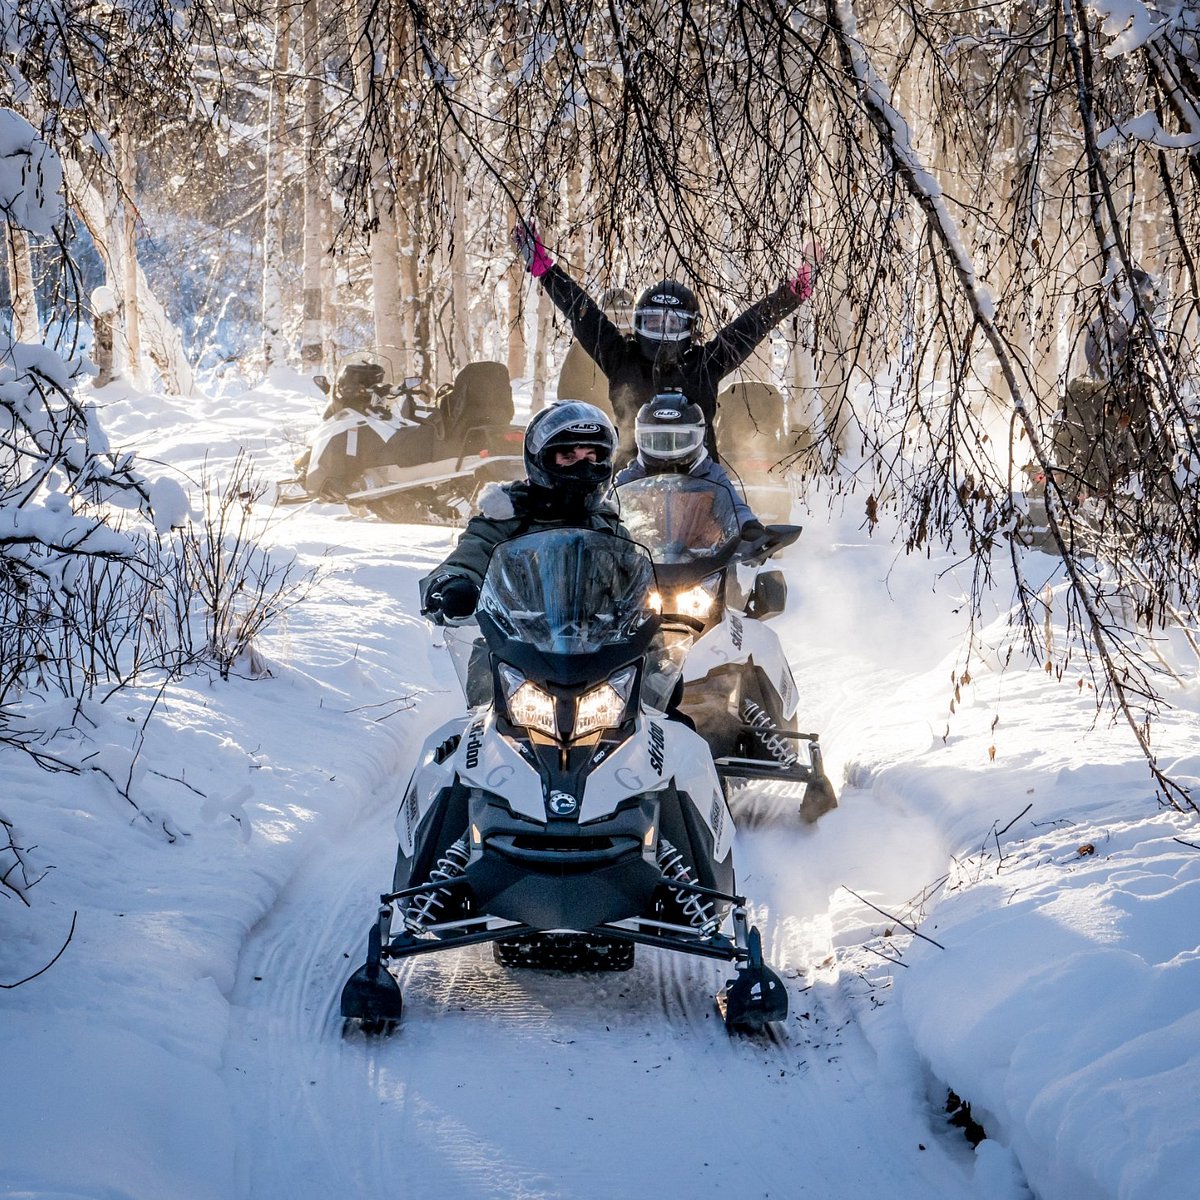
[{"left": 220, "top": 510, "right": 989, "bottom": 1200}]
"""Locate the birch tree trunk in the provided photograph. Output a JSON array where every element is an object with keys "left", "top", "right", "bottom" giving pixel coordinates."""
[
  {"left": 4, "top": 222, "right": 39, "bottom": 342},
  {"left": 320, "top": 192, "right": 339, "bottom": 372},
  {"left": 261, "top": 1, "right": 291, "bottom": 369},
  {"left": 65, "top": 156, "right": 195, "bottom": 394},
  {"left": 448, "top": 137, "right": 471, "bottom": 372},
  {"left": 530, "top": 282, "right": 552, "bottom": 410},
  {"left": 507, "top": 267, "right": 527, "bottom": 382},
  {"left": 370, "top": 188, "right": 404, "bottom": 374},
  {"left": 119, "top": 121, "right": 143, "bottom": 384},
  {"left": 299, "top": 0, "right": 325, "bottom": 373}
]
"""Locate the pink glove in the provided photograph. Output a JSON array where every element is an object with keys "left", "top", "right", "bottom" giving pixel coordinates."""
[
  {"left": 789, "top": 240, "right": 823, "bottom": 301},
  {"left": 790, "top": 262, "right": 815, "bottom": 302},
  {"left": 512, "top": 220, "right": 554, "bottom": 278}
]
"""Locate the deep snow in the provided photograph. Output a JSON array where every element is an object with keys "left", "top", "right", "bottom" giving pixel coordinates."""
[{"left": 2, "top": 372, "right": 1198, "bottom": 1200}]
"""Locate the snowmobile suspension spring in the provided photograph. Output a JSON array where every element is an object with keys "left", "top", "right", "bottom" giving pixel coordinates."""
[
  {"left": 657, "top": 838, "right": 720, "bottom": 934},
  {"left": 742, "top": 699, "right": 799, "bottom": 767},
  {"left": 404, "top": 836, "right": 470, "bottom": 931}
]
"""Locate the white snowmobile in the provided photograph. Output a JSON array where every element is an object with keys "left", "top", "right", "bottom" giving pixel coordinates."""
[
  {"left": 616, "top": 473, "right": 837, "bottom": 823},
  {"left": 278, "top": 359, "right": 525, "bottom": 523},
  {"left": 339, "top": 527, "right": 788, "bottom": 1035}
]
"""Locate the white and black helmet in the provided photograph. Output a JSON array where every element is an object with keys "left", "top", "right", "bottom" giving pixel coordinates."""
[
  {"left": 633, "top": 279, "right": 699, "bottom": 359},
  {"left": 635, "top": 392, "right": 707, "bottom": 472},
  {"left": 524, "top": 401, "right": 618, "bottom": 495}
]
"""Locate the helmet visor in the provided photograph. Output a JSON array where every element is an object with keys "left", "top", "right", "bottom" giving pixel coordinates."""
[
  {"left": 636, "top": 425, "right": 705, "bottom": 461},
  {"left": 635, "top": 308, "right": 695, "bottom": 342}
]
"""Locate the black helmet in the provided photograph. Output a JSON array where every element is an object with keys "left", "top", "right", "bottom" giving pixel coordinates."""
[
  {"left": 633, "top": 279, "right": 699, "bottom": 361},
  {"left": 335, "top": 361, "right": 388, "bottom": 406},
  {"left": 524, "top": 401, "right": 618, "bottom": 497},
  {"left": 635, "top": 392, "right": 707, "bottom": 472}
]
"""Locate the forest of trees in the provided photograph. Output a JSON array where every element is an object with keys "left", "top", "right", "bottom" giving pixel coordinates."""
[{"left": 2, "top": 1, "right": 1199, "bottom": 806}]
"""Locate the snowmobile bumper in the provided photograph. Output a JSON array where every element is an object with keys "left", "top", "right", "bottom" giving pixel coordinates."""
[{"left": 460, "top": 796, "right": 664, "bottom": 931}]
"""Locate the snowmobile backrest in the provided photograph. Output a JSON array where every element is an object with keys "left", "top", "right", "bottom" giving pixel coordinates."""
[
  {"left": 716, "top": 381, "right": 785, "bottom": 446},
  {"left": 442, "top": 361, "right": 514, "bottom": 433}
]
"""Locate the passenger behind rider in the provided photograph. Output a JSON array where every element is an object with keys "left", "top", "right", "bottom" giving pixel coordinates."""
[
  {"left": 511, "top": 218, "right": 816, "bottom": 465},
  {"left": 420, "top": 400, "right": 627, "bottom": 624},
  {"left": 614, "top": 392, "right": 768, "bottom": 543}
]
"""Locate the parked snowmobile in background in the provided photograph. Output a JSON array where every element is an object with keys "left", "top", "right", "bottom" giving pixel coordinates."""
[
  {"left": 616, "top": 474, "right": 837, "bottom": 823},
  {"left": 714, "top": 380, "right": 796, "bottom": 524},
  {"left": 339, "top": 527, "right": 788, "bottom": 1036},
  {"left": 278, "top": 357, "right": 525, "bottom": 523}
]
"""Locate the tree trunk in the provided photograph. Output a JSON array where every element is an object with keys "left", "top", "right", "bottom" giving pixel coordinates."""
[
  {"left": 530, "top": 282, "right": 552, "bottom": 410},
  {"left": 299, "top": 0, "right": 325, "bottom": 373},
  {"left": 507, "top": 265, "right": 527, "bottom": 382},
  {"left": 262, "top": 0, "right": 291, "bottom": 370},
  {"left": 448, "top": 137, "right": 471, "bottom": 372},
  {"left": 4, "top": 221, "right": 39, "bottom": 342},
  {"left": 320, "top": 191, "right": 339, "bottom": 373},
  {"left": 64, "top": 155, "right": 195, "bottom": 395},
  {"left": 119, "top": 121, "right": 142, "bottom": 384}
]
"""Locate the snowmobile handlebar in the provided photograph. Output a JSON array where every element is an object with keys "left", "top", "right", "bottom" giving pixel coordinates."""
[{"left": 736, "top": 523, "right": 801, "bottom": 565}]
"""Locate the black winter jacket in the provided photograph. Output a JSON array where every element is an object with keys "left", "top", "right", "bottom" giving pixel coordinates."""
[
  {"left": 539, "top": 265, "right": 802, "bottom": 460},
  {"left": 419, "top": 480, "right": 629, "bottom": 606}
]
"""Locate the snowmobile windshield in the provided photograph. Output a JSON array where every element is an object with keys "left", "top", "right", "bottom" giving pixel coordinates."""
[
  {"left": 478, "top": 529, "right": 658, "bottom": 655},
  {"left": 615, "top": 475, "right": 742, "bottom": 564}
]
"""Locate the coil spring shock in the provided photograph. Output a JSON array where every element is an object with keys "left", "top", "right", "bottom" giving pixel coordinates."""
[
  {"left": 657, "top": 837, "right": 720, "bottom": 934},
  {"left": 404, "top": 835, "right": 470, "bottom": 931},
  {"left": 742, "top": 698, "right": 799, "bottom": 766}
]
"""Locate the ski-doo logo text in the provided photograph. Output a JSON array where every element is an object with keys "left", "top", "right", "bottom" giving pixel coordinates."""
[
  {"left": 709, "top": 790, "right": 724, "bottom": 843},
  {"left": 648, "top": 722, "right": 665, "bottom": 774},
  {"left": 405, "top": 785, "right": 420, "bottom": 838},
  {"left": 728, "top": 613, "right": 744, "bottom": 651},
  {"left": 464, "top": 723, "right": 484, "bottom": 770}
]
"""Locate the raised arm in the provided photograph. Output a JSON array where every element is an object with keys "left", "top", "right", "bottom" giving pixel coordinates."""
[
  {"left": 512, "top": 220, "right": 627, "bottom": 375},
  {"left": 701, "top": 262, "right": 817, "bottom": 377}
]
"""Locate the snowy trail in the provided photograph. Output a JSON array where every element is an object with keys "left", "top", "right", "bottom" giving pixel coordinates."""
[{"left": 220, "top": 518, "right": 983, "bottom": 1200}]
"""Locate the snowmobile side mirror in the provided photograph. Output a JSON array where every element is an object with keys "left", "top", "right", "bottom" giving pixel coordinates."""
[
  {"left": 746, "top": 570, "right": 787, "bottom": 619},
  {"left": 314, "top": 374, "right": 330, "bottom": 394}
]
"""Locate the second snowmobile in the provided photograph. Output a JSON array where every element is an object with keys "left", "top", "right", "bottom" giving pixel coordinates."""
[
  {"left": 339, "top": 527, "right": 789, "bottom": 1035},
  {"left": 279, "top": 358, "right": 525, "bottom": 523},
  {"left": 616, "top": 473, "right": 837, "bottom": 823}
]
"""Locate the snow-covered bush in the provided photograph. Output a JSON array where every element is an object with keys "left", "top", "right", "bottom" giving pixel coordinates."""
[{"left": 1, "top": 110, "right": 155, "bottom": 714}]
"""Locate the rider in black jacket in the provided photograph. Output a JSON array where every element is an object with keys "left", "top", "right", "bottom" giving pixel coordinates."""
[{"left": 513, "top": 220, "right": 815, "bottom": 463}]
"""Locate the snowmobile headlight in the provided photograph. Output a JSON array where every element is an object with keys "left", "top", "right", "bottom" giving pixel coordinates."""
[
  {"left": 669, "top": 573, "right": 722, "bottom": 620},
  {"left": 574, "top": 682, "right": 626, "bottom": 738},
  {"left": 507, "top": 680, "right": 559, "bottom": 738}
]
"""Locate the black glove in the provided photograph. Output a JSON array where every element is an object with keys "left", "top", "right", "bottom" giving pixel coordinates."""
[
  {"left": 740, "top": 519, "right": 767, "bottom": 541},
  {"left": 423, "top": 576, "right": 479, "bottom": 623}
]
